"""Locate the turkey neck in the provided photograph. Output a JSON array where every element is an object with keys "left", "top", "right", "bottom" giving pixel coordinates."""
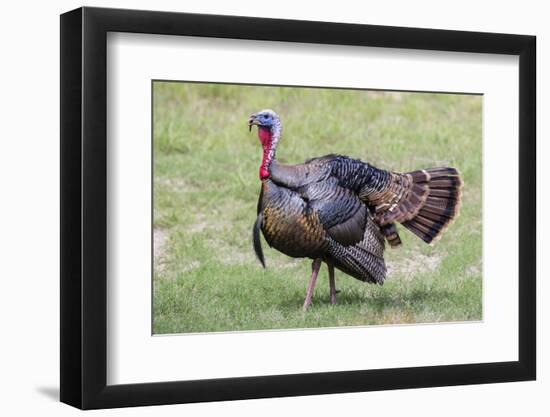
[{"left": 258, "top": 122, "right": 281, "bottom": 180}]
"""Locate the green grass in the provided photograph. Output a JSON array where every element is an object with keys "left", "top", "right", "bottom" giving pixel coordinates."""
[{"left": 152, "top": 82, "right": 482, "bottom": 334}]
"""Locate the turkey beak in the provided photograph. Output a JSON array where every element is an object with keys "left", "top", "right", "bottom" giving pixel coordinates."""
[{"left": 248, "top": 114, "right": 258, "bottom": 132}]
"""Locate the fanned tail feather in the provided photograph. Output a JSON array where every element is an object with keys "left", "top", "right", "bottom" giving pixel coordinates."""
[
  {"left": 401, "top": 167, "right": 462, "bottom": 244},
  {"left": 381, "top": 223, "right": 402, "bottom": 248}
]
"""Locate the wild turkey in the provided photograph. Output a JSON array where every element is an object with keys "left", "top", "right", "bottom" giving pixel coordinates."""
[{"left": 249, "top": 109, "right": 462, "bottom": 310}]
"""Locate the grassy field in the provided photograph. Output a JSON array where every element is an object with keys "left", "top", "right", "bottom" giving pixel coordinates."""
[{"left": 152, "top": 82, "right": 482, "bottom": 334}]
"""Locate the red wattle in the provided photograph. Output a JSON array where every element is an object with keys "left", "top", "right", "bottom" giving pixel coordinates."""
[
  {"left": 258, "top": 127, "right": 273, "bottom": 180},
  {"left": 258, "top": 127, "right": 272, "bottom": 147},
  {"left": 259, "top": 166, "right": 270, "bottom": 180}
]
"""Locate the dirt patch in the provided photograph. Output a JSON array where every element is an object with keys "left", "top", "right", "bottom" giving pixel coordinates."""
[
  {"left": 387, "top": 252, "right": 441, "bottom": 280},
  {"left": 220, "top": 251, "right": 251, "bottom": 266},
  {"left": 188, "top": 212, "right": 215, "bottom": 234},
  {"left": 182, "top": 260, "right": 201, "bottom": 273},
  {"left": 465, "top": 264, "right": 482, "bottom": 277},
  {"left": 153, "top": 228, "right": 168, "bottom": 274},
  {"left": 155, "top": 177, "right": 198, "bottom": 192}
]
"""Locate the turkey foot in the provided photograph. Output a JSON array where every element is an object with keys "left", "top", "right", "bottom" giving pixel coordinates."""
[
  {"left": 328, "top": 263, "right": 337, "bottom": 305},
  {"left": 303, "top": 258, "right": 322, "bottom": 311}
]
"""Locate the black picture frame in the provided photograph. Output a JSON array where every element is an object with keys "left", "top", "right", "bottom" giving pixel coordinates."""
[{"left": 60, "top": 6, "right": 536, "bottom": 410}]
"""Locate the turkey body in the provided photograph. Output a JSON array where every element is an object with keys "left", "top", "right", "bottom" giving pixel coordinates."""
[{"left": 254, "top": 154, "right": 461, "bottom": 285}]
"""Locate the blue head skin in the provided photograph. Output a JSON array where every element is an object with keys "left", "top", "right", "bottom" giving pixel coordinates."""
[{"left": 248, "top": 109, "right": 279, "bottom": 131}]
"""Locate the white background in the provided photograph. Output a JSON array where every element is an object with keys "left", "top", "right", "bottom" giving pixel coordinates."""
[
  {"left": 108, "top": 34, "right": 519, "bottom": 384},
  {"left": 0, "top": 0, "right": 546, "bottom": 416}
]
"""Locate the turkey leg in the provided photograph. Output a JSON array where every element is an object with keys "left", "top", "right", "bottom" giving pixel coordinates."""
[
  {"left": 303, "top": 258, "right": 322, "bottom": 311},
  {"left": 328, "top": 263, "right": 337, "bottom": 305}
]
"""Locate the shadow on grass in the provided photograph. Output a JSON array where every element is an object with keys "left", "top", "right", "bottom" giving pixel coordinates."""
[{"left": 276, "top": 285, "right": 457, "bottom": 311}]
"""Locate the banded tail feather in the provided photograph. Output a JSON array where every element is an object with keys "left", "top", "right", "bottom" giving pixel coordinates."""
[
  {"left": 381, "top": 223, "right": 402, "bottom": 248},
  {"left": 401, "top": 167, "right": 462, "bottom": 244}
]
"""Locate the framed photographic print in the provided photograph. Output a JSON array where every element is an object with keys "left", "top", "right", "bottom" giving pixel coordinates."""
[{"left": 60, "top": 6, "right": 536, "bottom": 410}]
